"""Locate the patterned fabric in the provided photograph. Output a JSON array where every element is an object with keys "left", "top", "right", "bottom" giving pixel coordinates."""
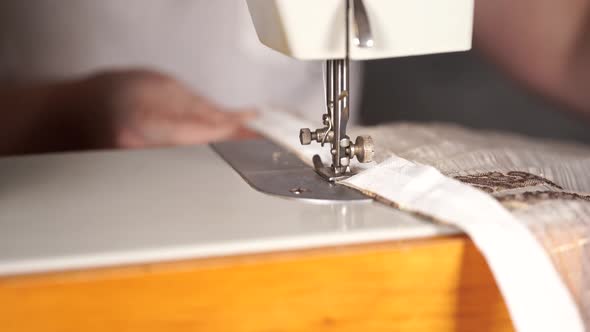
[{"left": 352, "top": 123, "right": 590, "bottom": 328}]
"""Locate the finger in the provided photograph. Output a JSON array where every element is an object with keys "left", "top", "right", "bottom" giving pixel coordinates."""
[
  {"left": 232, "top": 109, "right": 258, "bottom": 121},
  {"left": 230, "top": 126, "right": 261, "bottom": 140},
  {"left": 144, "top": 112, "right": 243, "bottom": 145},
  {"left": 174, "top": 110, "right": 258, "bottom": 144},
  {"left": 187, "top": 97, "right": 228, "bottom": 124},
  {"left": 203, "top": 109, "right": 258, "bottom": 127},
  {"left": 167, "top": 121, "right": 241, "bottom": 145},
  {"left": 116, "top": 128, "right": 149, "bottom": 149},
  {"left": 130, "top": 106, "right": 257, "bottom": 147}
]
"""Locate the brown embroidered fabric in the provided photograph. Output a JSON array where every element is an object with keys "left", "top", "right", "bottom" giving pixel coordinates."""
[
  {"left": 454, "top": 171, "right": 564, "bottom": 193},
  {"left": 498, "top": 191, "right": 590, "bottom": 204},
  {"left": 453, "top": 172, "right": 590, "bottom": 207},
  {"left": 352, "top": 122, "right": 590, "bottom": 327}
]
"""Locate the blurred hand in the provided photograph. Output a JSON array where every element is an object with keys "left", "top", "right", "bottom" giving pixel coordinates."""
[
  {"left": 0, "top": 69, "right": 258, "bottom": 155},
  {"left": 78, "top": 69, "right": 258, "bottom": 149}
]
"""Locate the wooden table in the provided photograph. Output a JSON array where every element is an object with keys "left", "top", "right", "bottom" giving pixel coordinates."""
[{"left": 0, "top": 235, "right": 514, "bottom": 332}]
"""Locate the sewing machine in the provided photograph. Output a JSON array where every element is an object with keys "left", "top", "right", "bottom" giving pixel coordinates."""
[
  {"left": 0, "top": 2, "right": 502, "bottom": 331},
  {"left": 247, "top": 0, "right": 473, "bottom": 180}
]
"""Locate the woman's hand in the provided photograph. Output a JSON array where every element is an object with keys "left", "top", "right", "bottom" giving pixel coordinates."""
[
  {"left": 78, "top": 69, "right": 258, "bottom": 149},
  {"left": 0, "top": 69, "right": 258, "bottom": 155}
]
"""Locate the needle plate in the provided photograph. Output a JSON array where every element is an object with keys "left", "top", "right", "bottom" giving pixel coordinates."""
[{"left": 211, "top": 139, "right": 371, "bottom": 202}]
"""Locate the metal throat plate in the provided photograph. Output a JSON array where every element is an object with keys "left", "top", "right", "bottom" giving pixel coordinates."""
[{"left": 211, "top": 139, "right": 371, "bottom": 202}]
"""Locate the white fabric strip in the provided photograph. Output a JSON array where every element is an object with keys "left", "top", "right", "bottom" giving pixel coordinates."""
[
  {"left": 249, "top": 109, "right": 332, "bottom": 165},
  {"left": 343, "top": 158, "right": 584, "bottom": 332},
  {"left": 250, "top": 109, "right": 585, "bottom": 332}
]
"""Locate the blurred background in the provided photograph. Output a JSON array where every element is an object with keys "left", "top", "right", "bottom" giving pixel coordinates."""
[
  {"left": 1, "top": 0, "right": 589, "bottom": 154},
  {"left": 360, "top": 52, "right": 590, "bottom": 143}
]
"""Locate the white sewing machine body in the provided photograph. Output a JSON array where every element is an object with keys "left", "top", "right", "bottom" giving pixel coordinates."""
[
  {"left": 246, "top": 0, "right": 474, "bottom": 60},
  {"left": 0, "top": 141, "right": 456, "bottom": 276},
  {"left": 0, "top": 0, "right": 471, "bottom": 277}
]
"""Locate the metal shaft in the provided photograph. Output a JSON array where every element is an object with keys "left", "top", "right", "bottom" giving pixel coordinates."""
[
  {"left": 329, "top": 59, "right": 349, "bottom": 174},
  {"left": 325, "top": 61, "right": 334, "bottom": 118},
  {"left": 329, "top": 0, "right": 352, "bottom": 174}
]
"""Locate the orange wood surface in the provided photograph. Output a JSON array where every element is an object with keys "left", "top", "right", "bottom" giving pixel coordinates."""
[{"left": 0, "top": 235, "right": 514, "bottom": 332}]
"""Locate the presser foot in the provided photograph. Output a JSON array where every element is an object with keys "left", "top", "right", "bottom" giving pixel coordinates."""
[
  {"left": 312, "top": 155, "right": 351, "bottom": 182},
  {"left": 303, "top": 130, "right": 376, "bottom": 182}
]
